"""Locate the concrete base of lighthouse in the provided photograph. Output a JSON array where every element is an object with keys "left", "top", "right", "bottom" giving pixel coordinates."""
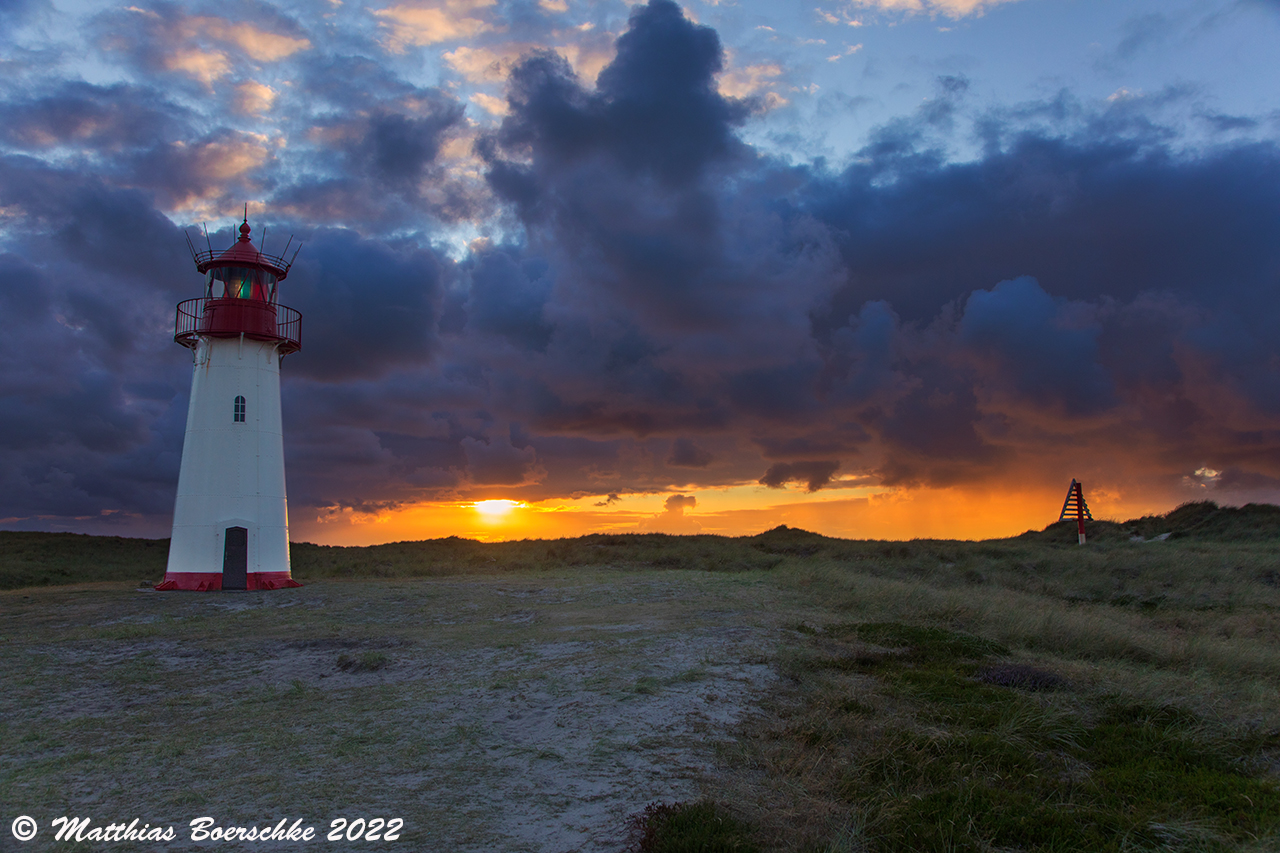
[{"left": 159, "top": 335, "right": 300, "bottom": 591}]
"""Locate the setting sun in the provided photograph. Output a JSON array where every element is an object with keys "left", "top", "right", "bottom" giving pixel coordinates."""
[{"left": 473, "top": 499, "right": 522, "bottom": 517}]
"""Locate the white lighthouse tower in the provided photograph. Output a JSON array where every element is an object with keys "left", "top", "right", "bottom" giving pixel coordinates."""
[{"left": 157, "top": 216, "right": 303, "bottom": 591}]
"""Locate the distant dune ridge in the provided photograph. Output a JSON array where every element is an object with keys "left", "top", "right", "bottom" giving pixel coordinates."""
[{"left": 3, "top": 500, "right": 1278, "bottom": 591}]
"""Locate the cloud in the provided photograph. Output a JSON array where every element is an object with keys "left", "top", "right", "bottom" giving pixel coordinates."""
[
  {"left": 0, "top": 0, "right": 48, "bottom": 25},
  {"left": 484, "top": 0, "right": 751, "bottom": 189},
  {"left": 639, "top": 493, "right": 701, "bottom": 533},
  {"left": 284, "top": 229, "right": 450, "bottom": 381},
  {"left": 463, "top": 246, "right": 554, "bottom": 351},
  {"left": 162, "top": 46, "right": 231, "bottom": 86},
  {"left": 471, "top": 92, "right": 509, "bottom": 115},
  {"left": 0, "top": 81, "right": 188, "bottom": 152},
  {"left": 234, "top": 81, "right": 276, "bottom": 116},
  {"left": 826, "top": 44, "right": 863, "bottom": 62},
  {"left": 275, "top": 84, "right": 473, "bottom": 226},
  {"left": 96, "top": 6, "right": 311, "bottom": 88},
  {"left": 96, "top": 130, "right": 276, "bottom": 213},
  {"left": 759, "top": 461, "right": 840, "bottom": 492},
  {"left": 667, "top": 438, "right": 713, "bottom": 468},
  {"left": 357, "top": 107, "right": 465, "bottom": 183},
  {"left": 462, "top": 435, "right": 543, "bottom": 485},
  {"left": 444, "top": 45, "right": 514, "bottom": 82},
  {"left": 718, "top": 61, "right": 783, "bottom": 98},
  {"left": 373, "top": 0, "right": 496, "bottom": 51},
  {"left": 959, "top": 277, "right": 1114, "bottom": 415},
  {"left": 837, "top": 0, "right": 1026, "bottom": 18},
  {"left": 198, "top": 19, "right": 310, "bottom": 62}
]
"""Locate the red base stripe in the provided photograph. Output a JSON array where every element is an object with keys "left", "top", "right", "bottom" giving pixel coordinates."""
[
  {"left": 249, "top": 572, "right": 303, "bottom": 590},
  {"left": 156, "top": 572, "right": 302, "bottom": 591},
  {"left": 155, "top": 572, "right": 222, "bottom": 591}
]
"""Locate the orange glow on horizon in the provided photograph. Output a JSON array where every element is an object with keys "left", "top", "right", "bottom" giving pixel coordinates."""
[{"left": 292, "top": 481, "right": 1184, "bottom": 547}]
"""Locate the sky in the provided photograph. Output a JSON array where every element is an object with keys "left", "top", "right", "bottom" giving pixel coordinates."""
[{"left": 1, "top": 0, "right": 1279, "bottom": 544}]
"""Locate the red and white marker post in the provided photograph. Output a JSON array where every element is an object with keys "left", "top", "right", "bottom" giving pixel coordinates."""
[{"left": 1058, "top": 479, "right": 1093, "bottom": 545}]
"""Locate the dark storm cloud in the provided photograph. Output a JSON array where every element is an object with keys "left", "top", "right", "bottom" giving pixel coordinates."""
[
  {"left": 284, "top": 229, "right": 450, "bottom": 381},
  {"left": 754, "top": 431, "right": 869, "bottom": 460},
  {"left": 871, "top": 365, "right": 1003, "bottom": 488},
  {"left": 123, "top": 129, "right": 277, "bottom": 210},
  {"left": 667, "top": 438, "right": 713, "bottom": 468},
  {"left": 273, "top": 80, "right": 478, "bottom": 227},
  {"left": 0, "top": 226, "right": 189, "bottom": 527},
  {"left": 958, "top": 277, "right": 1114, "bottom": 415},
  {"left": 375, "top": 431, "right": 467, "bottom": 473},
  {"left": 0, "top": 158, "right": 194, "bottom": 298},
  {"left": 462, "top": 435, "right": 541, "bottom": 486},
  {"left": 360, "top": 107, "right": 462, "bottom": 183},
  {"left": 488, "top": 0, "right": 749, "bottom": 188},
  {"left": 298, "top": 54, "right": 420, "bottom": 111},
  {"left": 759, "top": 461, "right": 840, "bottom": 492},
  {"left": 810, "top": 133, "right": 1280, "bottom": 359},
  {"left": 463, "top": 246, "right": 554, "bottom": 351},
  {"left": 0, "top": 81, "right": 188, "bottom": 152},
  {"left": 465, "top": 2, "right": 1280, "bottom": 500},
  {"left": 728, "top": 361, "right": 823, "bottom": 421},
  {"left": 590, "top": 0, "right": 750, "bottom": 182},
  {"left": 478, "top": 0, "right": 777, "bottom": 329},
  {"left": 311, "top": 88, "right": 467, "bottom": 187}
]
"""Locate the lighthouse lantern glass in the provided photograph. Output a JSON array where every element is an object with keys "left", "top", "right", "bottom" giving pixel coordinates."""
[{"left": 206, "top": 267, "right": 278, "bottom": 302}]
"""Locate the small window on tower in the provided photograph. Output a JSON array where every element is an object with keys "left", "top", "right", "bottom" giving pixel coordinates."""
[{"left": 234, "top": 396, "right": 246, "bottom": 423}]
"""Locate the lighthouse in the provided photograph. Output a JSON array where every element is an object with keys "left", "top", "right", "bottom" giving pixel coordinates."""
[{"left": 157, "top": 216, "right": 303, "bottom": 591}]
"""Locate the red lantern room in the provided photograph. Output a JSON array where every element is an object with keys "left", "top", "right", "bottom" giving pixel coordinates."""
[{"left": 176, "top": 217, "right": 301, "bottom": 354}]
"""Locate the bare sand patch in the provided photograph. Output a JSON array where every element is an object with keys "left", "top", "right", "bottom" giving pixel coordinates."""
[{"left": 1, "top": 571, "right": 789, "bottom": 851}]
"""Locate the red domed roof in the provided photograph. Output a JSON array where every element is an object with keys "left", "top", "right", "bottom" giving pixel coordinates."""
[{"left": 193, "top": 219, "right": 292, "bottom": 280}]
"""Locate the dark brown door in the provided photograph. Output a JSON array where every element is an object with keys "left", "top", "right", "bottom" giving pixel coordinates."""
[{"left": 222, "top": 527, "right": 248, "bottom": 590}]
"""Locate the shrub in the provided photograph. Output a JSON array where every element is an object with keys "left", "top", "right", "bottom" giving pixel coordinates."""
[{"left": 626, "top": 801, "right": 759, "bottom": 853}]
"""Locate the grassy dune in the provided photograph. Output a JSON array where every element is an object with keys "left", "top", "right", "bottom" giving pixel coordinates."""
[{"left": 2, "top": 501, "right": 1278, "bottom": 852}]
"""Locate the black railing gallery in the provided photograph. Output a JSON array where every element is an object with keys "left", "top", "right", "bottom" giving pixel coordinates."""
[{"left": 175, "top": 298, "right": 302, "bottom": 355}]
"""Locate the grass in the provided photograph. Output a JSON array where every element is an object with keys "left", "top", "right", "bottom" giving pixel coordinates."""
[
  {"left": 796, "top": 622, "right": 1280, "bottom": 852},
  {"left": 627, "top": 801, "right": 760, "bottom": 853},
  {"left": 716, "top": 520, "right": 1280, "bottom": 851},
  {"left": 3, "top": 500, "right": 1279, "bottom": 851},
  {"left": 0, "top": 531, "right": 168, "bottom": 589},
  {"left": 336, "top": 650, "right": 391, "bottom": 672}
]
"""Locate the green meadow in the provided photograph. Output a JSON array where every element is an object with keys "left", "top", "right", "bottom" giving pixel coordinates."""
[{"left": 2, "top": 501, "right": 1278, "bottom": 852}]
